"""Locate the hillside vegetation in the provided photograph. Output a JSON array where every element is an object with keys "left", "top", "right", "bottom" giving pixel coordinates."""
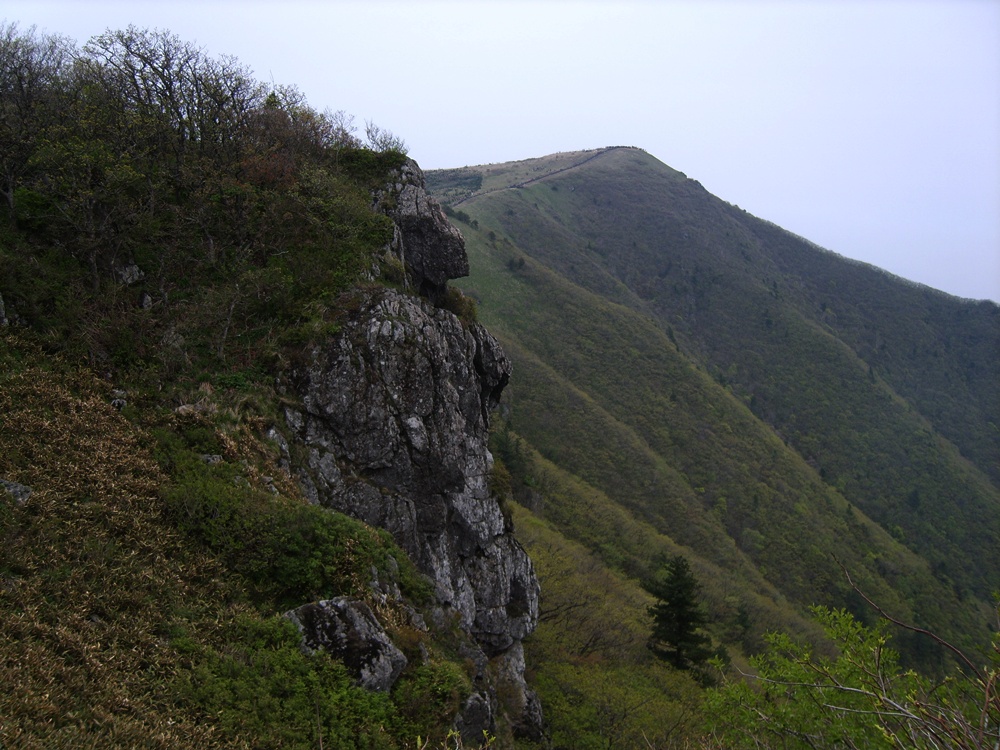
[
  {"left": 0, "top": 342, "right": 447, "bottom": 747},
  {"left": 2, "top": 17, "right": 996, "bottom": 747},
  {"left": 0, "top": 23, "right": 490, "bottom": 748},
  {"left": 429, "top": 147, "right": 999, "bottom": 745}
]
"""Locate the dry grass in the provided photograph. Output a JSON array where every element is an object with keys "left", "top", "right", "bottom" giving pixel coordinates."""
[
  {"left": 0, "top": 353, "right": 258, "bottom": 747},
  {"left": 0, "top": 336, "right": 475, "bottom": 748}
]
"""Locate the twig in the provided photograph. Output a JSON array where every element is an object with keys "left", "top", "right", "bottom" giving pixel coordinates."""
[{"left": 834, "top": 558, "right": 983, "bottom": 679}]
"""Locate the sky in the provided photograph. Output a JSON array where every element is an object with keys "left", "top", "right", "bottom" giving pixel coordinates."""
[{"left": 5, "top": 1, "right": 999, "bottom": 302}]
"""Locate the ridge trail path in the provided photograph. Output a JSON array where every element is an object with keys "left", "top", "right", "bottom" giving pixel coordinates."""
[{"left": 452, "top": 146, "right": 638, "bottom": 206}]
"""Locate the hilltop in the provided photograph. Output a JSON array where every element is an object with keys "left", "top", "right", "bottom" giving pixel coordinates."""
[{"left": 428, "top": 146, "right": 1000, "bottom": 745}]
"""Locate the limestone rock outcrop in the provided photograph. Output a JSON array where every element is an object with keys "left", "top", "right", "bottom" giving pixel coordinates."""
[
  {"left": 374, "top": 159, "right": 469, "bottom": 300},
  {"left": 287, "top": 290, "right": 534, "bottom": 651},
  {"left": 285, "top": 597, "right": 407, "bottom": 692},
  {"left": 281, "top": 160, "right": 541, "bottom": 740}
]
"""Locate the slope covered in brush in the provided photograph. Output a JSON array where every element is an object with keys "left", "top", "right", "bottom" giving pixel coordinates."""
[
  {"left": 0, "top": 23, "right": 535, "bottom": 748},
  {"left": 429, "top": 147, "right": 1000, "bottom": 657}
]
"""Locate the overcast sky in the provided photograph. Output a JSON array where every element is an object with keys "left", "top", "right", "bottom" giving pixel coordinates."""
[{"left": 6, "top": 1, "right": 999, "bottom": 301}]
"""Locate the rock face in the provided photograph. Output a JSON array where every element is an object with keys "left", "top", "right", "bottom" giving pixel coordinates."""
[
  {"left": 0, "top": 478, "right": 31, "bottom": 505},
  {"left": 374, "top": 159, "right": 469, "bottom": 301},
  {"left": 288, "top": 290, "right": 535, "bottom": 647},
  {"left": 282, "top": 160, "right": 541, "bottom": 740},
  {"left": 285, "top": 598, "right": 407, "bottom": 692}
]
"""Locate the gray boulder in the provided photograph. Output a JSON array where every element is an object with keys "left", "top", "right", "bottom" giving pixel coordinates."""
[
  {"left": 375, "top": 159, "right": 469, "bottom": 300},
  {"left": 0, "top": 478, "right": 32, "bottom": 506},
  {"left": 285, "top": 597, "right": 407, "bottom": 692}
]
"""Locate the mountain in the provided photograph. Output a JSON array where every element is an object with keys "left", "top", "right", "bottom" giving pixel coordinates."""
[
  {"left": 427, "top": 147, "right": 999, "bottom": 745},
  {"left": 2, "top": 19, "right": 996, "bottom": 747},
  {"left": 0, "top": 24, "right": 540, "bottom": 748},
  {"left": 427, "top": 145, "right": 999, "bottom": 656}
]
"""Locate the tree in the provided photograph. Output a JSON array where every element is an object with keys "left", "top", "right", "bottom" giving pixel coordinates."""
[
  {"left": 705, "top": 605, "right": 1000, "bottom": 749},
  {"left": 646, "top": 555, "right": 713, "bottom": 670},
  {"left": 364, "top": 119, "right": 407, "bottom": 155},
  {"left": 0, "top": 22, "right": 75, "bottom": 223}
]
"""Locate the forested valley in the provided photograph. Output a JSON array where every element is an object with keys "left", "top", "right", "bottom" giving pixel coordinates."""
[{"left": 429, "top": 147, "right": 1000, "bottom": 748}]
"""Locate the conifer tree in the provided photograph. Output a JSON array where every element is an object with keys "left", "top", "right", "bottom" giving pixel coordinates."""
[{"left": 646, "top": 555, "right": 712, "bottom": 670}]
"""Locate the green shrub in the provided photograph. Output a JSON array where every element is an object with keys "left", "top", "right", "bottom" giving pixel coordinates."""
[
  {"left": 393, "top": 660, "right": 471, "bottom": 743},
  {"left": 155, "top": 427, "right": 430, "bottom": 609},
  {"left": 171, "top": 614, "right": 400, "bottom": 749},
  {"left": 438, "top": 286, "right": 478, "bottom": 323},
  {"left": 706, "top": 606, "right": 1000, "bottom": 749},
  {"left": 379, "top": 252, "right": 409, "bottom": 287}
]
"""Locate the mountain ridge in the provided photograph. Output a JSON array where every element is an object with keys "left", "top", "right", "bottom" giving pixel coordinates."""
[
  {"left": 3, "top": 20, "right": 996, "bottom": 747},
  {"left": 445, "top": 144, "right": 997, "bottom": 303},
  {"left": 428, "top": 148, "right": 1000, "bottom": 655}
]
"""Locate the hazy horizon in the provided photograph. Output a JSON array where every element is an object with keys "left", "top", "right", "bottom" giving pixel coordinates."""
[{"left": 4, "top": 0, "right": 998, "bottom": 302}]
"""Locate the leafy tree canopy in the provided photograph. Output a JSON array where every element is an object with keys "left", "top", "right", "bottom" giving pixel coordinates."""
[
  {"left": 706, "top": 606, "right": 1000, "bottom": 749},
  {"left": 0, "top": 21, "right": 409, "bottom": 374}
]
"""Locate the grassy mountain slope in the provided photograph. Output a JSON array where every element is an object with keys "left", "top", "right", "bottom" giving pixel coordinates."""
[
  {"left": 0, "top": 24, "right": 513, "bottom": 748},
  {"left": 0, "top": 337, "right": 461, "bottom": 748},
  {"left": 3, "top": 18, "right": 995, "bottom": 744},
  {"left": 428, "top": 148, "right": 1000, "bottom": 658}
]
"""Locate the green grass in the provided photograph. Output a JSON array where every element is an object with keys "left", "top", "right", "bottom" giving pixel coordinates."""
[{"left": 511, "top": 503, "right": 706, "bottom": 748}]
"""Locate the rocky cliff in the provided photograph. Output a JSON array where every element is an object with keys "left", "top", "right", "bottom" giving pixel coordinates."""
[{"left": 280, "top": 161, "right": 541, "bottom": 740}]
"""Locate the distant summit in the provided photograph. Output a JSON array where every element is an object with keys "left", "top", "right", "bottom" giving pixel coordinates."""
[{"left": 429, "top": 147, "right": 1000, "bottom": 650}]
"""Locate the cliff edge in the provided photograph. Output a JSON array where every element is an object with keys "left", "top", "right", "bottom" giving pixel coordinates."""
[{"left": 282, "top": 161, "right": 542, "bottom": 741}]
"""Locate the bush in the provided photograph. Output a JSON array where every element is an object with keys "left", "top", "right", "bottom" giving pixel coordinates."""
[
  {"left": 393, "top": 661, "right": 470, "bottom": 743},
  {"left": 171, "top": 614, "right": 400, "bottom": 750},
  {"left": 156, "top": 425, "right": 430, "bottom": 609},
  {"left": 706, "top": 605, "right": 1000, "bottom": 749},
  {"left": 438, "top": 286, "right": 478, "bottom": 324}
]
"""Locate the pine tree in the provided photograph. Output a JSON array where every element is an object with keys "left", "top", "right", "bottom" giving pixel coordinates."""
[{"left": 646, "top": 555, "right": 712, "bottom": 670}]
